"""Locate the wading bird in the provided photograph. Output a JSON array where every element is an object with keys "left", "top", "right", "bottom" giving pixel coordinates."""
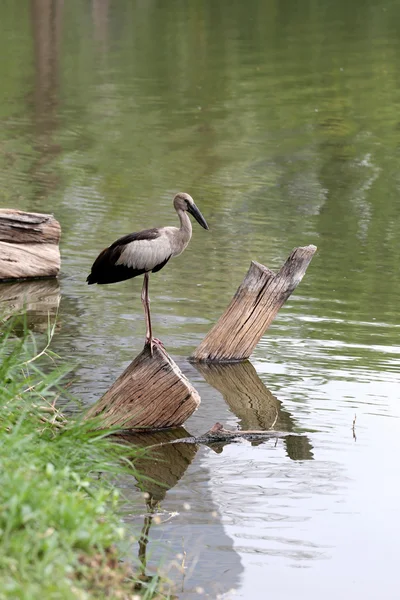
[{"left": 87, "top": 193, "right": 209, "bottom": 354}]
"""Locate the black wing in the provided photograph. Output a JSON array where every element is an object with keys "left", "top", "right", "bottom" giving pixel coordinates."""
[
  {"left": 109, "top": 228, "right": 161, "bottom": 248},
  {"left": 87, "top": 228, "right": 162, "bottom": 285}
]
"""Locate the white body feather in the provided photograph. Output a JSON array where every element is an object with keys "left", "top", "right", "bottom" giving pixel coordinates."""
[{"left": 116, "top": 220, "right": 192, "bottom": 272}]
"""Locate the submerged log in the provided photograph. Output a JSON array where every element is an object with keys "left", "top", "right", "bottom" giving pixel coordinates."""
[
  {"left": 0, "top": 209, "right": 61, "bottom": 281},
  {"left": 190, "top": 244, "right": 317, "bottom": 362},
  {"left": 149, "top": 422, "right": 303, "bottom": 446},
  {"left": 86, "top": 344, "right": 201, "bottom": 430}
]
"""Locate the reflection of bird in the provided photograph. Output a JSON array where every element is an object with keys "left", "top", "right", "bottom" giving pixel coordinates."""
[{"left": 87, "top": 193, "right": 209, "bottom": 353}]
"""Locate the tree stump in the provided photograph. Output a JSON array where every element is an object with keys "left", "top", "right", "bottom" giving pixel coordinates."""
[
  {"left": 0, "top": 210, "right": 61, "bottom": 281},
  {"left": 86, "top": 344, "right": 201, "bottom": 430},
  {"left": 190, "top": 245, "right": 317, "bottom": 362}
]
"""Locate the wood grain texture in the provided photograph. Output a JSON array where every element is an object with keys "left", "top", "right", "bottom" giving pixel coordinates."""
[
  {"left": 0, "top": 242, "right": 60, "bottom": 281},
  {"left": 86, "top": 344, "right": 201, "bottom": 430},
  {"left": 0, "top": 210, "right": 61, "bottom": 281},
  {"left": 190, "top": 245, "right": 317, "bottom": 362},
  {"left": 0, "top": 210, "right": 61, "bottom": 244}
]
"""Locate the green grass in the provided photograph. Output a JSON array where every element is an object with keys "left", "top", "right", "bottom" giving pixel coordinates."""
[{"left": 0, "top": 317, "right": 165, "bottom": 599}]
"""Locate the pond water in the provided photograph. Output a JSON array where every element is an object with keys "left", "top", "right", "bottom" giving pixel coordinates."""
[{"left": 1, "top": 1, "right": 400, "bottom": 598}]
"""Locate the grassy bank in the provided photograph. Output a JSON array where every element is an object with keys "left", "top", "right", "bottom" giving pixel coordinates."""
[{"left": 0, "top": 318, "right": 163, "bottom": 599}]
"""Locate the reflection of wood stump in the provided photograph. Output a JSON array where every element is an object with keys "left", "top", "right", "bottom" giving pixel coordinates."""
[
  {"left": 86, "top": 345, "right": 201, "bottom": 430},
  {"left": 119, "top": 428, "right": 198, "bottom": 502},
  {"left": 0, "top": 279, "right": 60, "bottom": 330},
  {"left": 0, "top": 210, "right": 61, "bottom": 281},
  {"left": 284, "top": 435, "right": 314, "bottom": 462},
  {"left": 191, "top": 245, "right": 316, "bottom": 362},
  {"left": 117, "top": 428, "right": 198, "bottom": 582},
  {"left": 196, "top": 361, "right": 313, "bottom": 460},
  {"left": 196, "top": 361, "right": 284, "bottom": 430}
]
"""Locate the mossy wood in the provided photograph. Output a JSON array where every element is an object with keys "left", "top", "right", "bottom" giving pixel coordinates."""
[
  {"left": 190, "top": 244, "right": 317, "bottom": 362},
  {"left": 0, "top": 210, "right": 61, "bottom": 281},
  {"left": 86, "top": 344, "right": 201, "bottom": 430}
]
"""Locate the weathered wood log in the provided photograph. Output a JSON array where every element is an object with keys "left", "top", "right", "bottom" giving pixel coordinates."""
[
  {"left": 0, "top": 210, "right": 61, "bottom": 244},
  {"left": 190, "top": 244, "right": 317, "bottom": 363},
  {"left": 195, "top": 361, "right": 314, "bottom": 460},
  {"left": 86, "top": 344, "right": 201, "bottom": 430},
  {"left": 0, "top": 279, "right": 60, "bottom": 330},
  {"left": 0, "top": 210, "right": 61, "bottom": 281}
]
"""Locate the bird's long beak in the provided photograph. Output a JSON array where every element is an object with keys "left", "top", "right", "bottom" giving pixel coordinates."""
[{"left": 188, "top": 203, "right": 209, "bottom": 230}]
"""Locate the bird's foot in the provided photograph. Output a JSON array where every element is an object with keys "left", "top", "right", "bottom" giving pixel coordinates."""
[
  {"left": 145, "top": 337, "right": 165, "bottom": 356},
  {"left": 145, "top": 337, "right": 154, "bottom": 356}
]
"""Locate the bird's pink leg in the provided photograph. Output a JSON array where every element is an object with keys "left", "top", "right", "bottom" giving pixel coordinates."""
[
  {"left": 141, "top": 274, "right": 165, "bottom": 355},
  {"left": 141, "top": 273, "right": 154, "bottom": 355}
]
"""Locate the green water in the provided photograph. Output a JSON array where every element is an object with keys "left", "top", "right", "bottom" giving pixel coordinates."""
[{"left": 1, "top": 1, "right": 400, "bottom": 598}]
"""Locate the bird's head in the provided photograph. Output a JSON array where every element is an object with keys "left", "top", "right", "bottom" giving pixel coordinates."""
[{"left": 173, "top": 192, "right": 209, "bottom": 230}]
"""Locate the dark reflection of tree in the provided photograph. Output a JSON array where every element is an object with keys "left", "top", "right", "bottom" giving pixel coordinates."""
[
  {"left": 136, "top": 496, "right": 158, "bottom": 584},
  {"left": 0, "top": 279, "right": 60, "bottom": 333},
  {"left": 92, "top": 0, "right": 110, "bottom": 52},
  {"left": 118, "top": 429, "right": 242, "bottom": 597},
  {"left": 118, "top": 429, "right": 197, "bottom": 587},
  {"left": 30, "top": 0, "right": 64, "bottom": 203},
  {"left": 122, "top": 429, "right": 198, "bottom": 503},
  {"left": 10, "top": 0, "right": 398, "bottom": 336},
  {"left": 196, "top": 361, "right": 314, "bottom": 460}
]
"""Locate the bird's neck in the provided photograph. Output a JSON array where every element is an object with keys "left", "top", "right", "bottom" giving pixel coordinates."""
[{"left": 177, "top": 209, "right": 192, "bottom": 242}]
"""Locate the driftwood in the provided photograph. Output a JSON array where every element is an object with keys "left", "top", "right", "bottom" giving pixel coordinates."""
[
  {"left": 86, "top": 344, "right": 201, "bottom": 430},
  {"left": 155, "top": 422, "right": 302, "bottom": 445},
  {"left": 190, "top": 245, "right": 317, "bottom": 362},
  {"left": 0, "top": 210, "right": 61, "bottom": 281}
]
